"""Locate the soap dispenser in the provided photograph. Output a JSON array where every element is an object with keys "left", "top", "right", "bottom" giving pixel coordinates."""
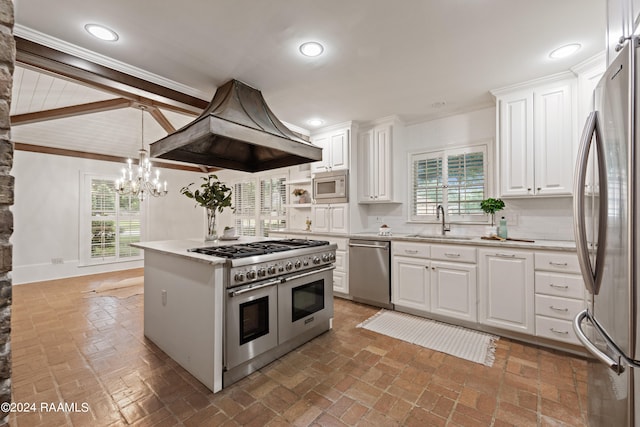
[{"left": 497, "top": 216, "right": 508, "bottom": 239}]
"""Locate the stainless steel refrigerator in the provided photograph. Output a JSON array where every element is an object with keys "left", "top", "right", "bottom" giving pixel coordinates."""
[{"left": 573, "top": 37, "right": 640, "bottom": 426}]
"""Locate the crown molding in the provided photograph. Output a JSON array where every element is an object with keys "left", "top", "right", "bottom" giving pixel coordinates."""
[{"left": 14, "top": 25, "right": 211, "bottom": 101}]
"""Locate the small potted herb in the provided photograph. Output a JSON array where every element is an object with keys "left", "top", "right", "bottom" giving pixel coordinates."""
[{"left": 480, "top": 198, "right": 505, "bottom": 227}]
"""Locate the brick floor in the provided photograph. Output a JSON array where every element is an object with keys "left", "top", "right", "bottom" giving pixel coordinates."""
[{"left": 8, "top": 269, "right": 588, "bottom": 426}]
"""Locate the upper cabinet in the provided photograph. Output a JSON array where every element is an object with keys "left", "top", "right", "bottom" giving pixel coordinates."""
[
  {"left": 310, "top": 127, "right": 350, "bottom": 173},
  {"left": 358, "top": 123, "right": 393, "bottom": 203},
  {"left": 492, "top": 73, "right": 577, "bottom": 198}
]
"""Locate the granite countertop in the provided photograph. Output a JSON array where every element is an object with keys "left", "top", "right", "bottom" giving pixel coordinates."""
[{"left": 270, "top": 230, "right": 576, "bottom": 252}]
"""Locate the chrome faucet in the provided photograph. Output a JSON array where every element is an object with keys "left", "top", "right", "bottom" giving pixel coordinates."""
[{"left": 436, "top": 205, "right": 451, "bottom": 236}]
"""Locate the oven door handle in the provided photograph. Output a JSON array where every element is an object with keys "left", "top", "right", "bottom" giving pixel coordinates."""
[
  {"left": 281, "top": 265, "right": 336, "bottom": 282},
  {"left": 229, "top": 279, "right": 280, "bottom": 297}
]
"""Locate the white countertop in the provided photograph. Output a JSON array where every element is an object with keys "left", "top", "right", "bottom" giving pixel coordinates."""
[
  {"left": 131, "top": 236, "right": 273, "bottom": 265},
  {"left": 270, "top": 230, "right": 576, "bottom": 252}
]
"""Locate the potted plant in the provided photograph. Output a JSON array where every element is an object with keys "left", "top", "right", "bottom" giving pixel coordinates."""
[
  {"left": 480, "top": 198, "right": 505, "bottom": 227},
  {"left": 292, "top": 188, "right": 310, "bottom": 204},
  {"left": 181, "top": 174, "right": 233, "bottom": 241}
]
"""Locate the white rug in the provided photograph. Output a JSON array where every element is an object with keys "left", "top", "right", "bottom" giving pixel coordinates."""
[{"left": 357, "top": 310, "right": 498, "bottom": 367}]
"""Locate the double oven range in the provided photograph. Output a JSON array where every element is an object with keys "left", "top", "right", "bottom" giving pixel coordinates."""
[{"left": 189, "top": 238, "right": 337, "bottom": 387}]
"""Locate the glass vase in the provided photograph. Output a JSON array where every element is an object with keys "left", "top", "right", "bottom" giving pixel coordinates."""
[{"left": 205, "top": 208, "right": 218, "bottom": 241}]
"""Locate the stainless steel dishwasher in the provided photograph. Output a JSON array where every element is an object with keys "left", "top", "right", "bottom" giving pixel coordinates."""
[{"left": 348, "top": 239, "right": 392, "bottom": 309}]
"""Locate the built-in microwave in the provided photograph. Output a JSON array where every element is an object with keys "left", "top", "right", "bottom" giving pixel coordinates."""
[{"left": 312, "top": 170, "right": 348, "bottom": 204}]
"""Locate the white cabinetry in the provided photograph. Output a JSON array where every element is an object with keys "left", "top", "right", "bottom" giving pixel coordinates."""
[
  {"left": 430, "top": 245, "right": 477, "bottom": 322},
  {"left": 268, "top": 231, "right": 349, "bottom": 296},
  {"left": 392, "top": 242, "right": 431, "bottom": 311},
  {"left": 358, "top": 124, "right": 393, "bottom": 202},
  {"left": 534, "top": 251, "right": 585, "bottom": 345},
  {"left": 310, "top": 128, "right": 349, "bottom": 173},
  {"left": 311, "top": 204, "right": 349, "bottom": 234},
  {"left": 478, "top": 248, "right": 535, "bottom": 334},
  {"left": 493, "top": 75, "right": 576, "bottom": 198}
]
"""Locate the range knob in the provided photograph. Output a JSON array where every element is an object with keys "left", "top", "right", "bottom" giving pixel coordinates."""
[
  {"left": 322, "top": 254, "right": 329, "bottom": 262},
  {"left": 285, "top": 262, "right": 293, "bottom": 271},
  {"left": 303, "top": 259, "right": 309, "bottom": 266},
  {"left": 294, "top": 260, "right": 302, "bottom": 269},
  {"left": 313, "top": 256, "right": 321, "bottom": 265},
  {"left": 328, "top": 253, "right": 335, "bottom": 261},
  {"left": 278, "top": 265, "right": 285, "bottom": 273},
  {"left": 246, "top": 270, "right": 256, "bottom": 280},
  {"left": 257, "top": 268, "right": 267, "bottom": 277},
  {"left": 267, "top": 265, "right": 277, "bottom": 275},
  {"left": 234, "top": 273, "right": 245, "bottom": 282}
]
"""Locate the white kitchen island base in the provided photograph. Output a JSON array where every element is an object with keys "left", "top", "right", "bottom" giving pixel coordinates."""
[{"left": 141, "top": 248, "right": 225, "bottom": 393}]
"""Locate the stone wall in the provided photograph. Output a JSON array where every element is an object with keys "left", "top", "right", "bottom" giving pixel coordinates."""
[{"left": 0, "top": 0, "right": 13, "bottom": 425}]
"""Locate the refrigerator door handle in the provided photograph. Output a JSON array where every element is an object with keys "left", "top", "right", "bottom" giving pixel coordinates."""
[
  {"left": 574, "top": 309, "right": 625, "bottom": 374},
  {"left": 573, "top": 111, "right": 608, "bottom": 295}
]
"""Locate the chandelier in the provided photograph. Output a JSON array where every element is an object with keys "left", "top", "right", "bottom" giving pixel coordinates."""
[{"left": 116, "top": 106, "right": 168, "bottom": 201}]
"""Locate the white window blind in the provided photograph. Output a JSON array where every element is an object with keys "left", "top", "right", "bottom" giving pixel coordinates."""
[
  {"left": 87, "top": 177, "right": 142, "bottom": 263},
  {"left": 410, "top": 145, "right": 486, "bottom": 222},
  {"left": 233, "top": 174, "right": 287, "bottom": 237}
]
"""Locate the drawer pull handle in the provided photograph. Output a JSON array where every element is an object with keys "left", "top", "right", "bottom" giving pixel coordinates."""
[
  {"left": 549, "top": 284, "right": 569, "bottom": 289},
  {"left": 495, "top": 253, "right": 515, "bottom": 258},
  {"left": 550, "top": 328, "right": 569, "bottom": 335},
  {"left": 405, "top": 249, "right": 419, "bottom": 254},
  {"left": 549, "top": 306, "right": 569, "bottom": 312},
  {"left": 549, "top": 261, "right": 569, "bottom": 267},
  {"left": 444, "top": 253, "right": 461, "bottom": 257}
]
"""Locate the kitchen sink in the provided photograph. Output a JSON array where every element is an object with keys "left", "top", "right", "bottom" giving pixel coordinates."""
[{"left": 406, "top": 234, "right": 473, "bottom": 241}]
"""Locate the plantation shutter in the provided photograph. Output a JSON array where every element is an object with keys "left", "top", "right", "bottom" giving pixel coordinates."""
[
  {"left": 259, "top": 176, "right": 287, "bottom": 236},
  {"left": 411, "top": 152, "right": 444, "bottom": 220},
  {"left": 447, "top": 150, "right": 485, "bottom": 215},
  {"left": 234, "top": 181, "right": 256, "bottom": 236}
]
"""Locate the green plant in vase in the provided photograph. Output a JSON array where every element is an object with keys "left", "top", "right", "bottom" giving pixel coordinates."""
[
  {"left": 480, "top": 198, "right": 505, "bottom": 227},
  {"left": 181, "top": 174, "right": 233, "bottom": 241}
]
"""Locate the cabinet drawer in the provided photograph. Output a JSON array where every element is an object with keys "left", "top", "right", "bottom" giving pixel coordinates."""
[
  {"left": 535, "top": 294, "right": 585, "bottom": 320},
  {"left": 535, "top": 316, "right": 580, "bottom": 345},
  {"left": 535, "top": 252, "right": 580, "bottom": 273},
  {"left": 392, "top": 242, "right": 430, "bottom": 258},
  {"left": 535, "top": 272, "right": 584, "bottom": 299},
  {"left": 431, "top": 245, "right": 476, "bottom": 263}
]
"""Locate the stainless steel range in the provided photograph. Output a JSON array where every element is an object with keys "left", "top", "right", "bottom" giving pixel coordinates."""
[{"left": 189, "top": 238, "right": 336, "bottom": 387}]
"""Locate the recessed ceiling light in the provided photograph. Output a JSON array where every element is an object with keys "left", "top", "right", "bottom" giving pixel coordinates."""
[
  {"left": 432, "top": 101, "right": 446, "bottom": 108},
  {"left": 299, "top": 42, "right": 324, "bottom": 57},
  {"left": 307, "top": 118, "right": 324, "bottom": 127},
  {"left": 549, "top": 43, "right": 581, "bottom": 59},
  {"left": 84, "top": 24, "right": 119, "bottom": 42}
]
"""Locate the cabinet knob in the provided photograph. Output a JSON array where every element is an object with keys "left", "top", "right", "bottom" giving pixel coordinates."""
[
  {"left": 527, "top": 188, "right": 532, "bottom": 192},
  {"left": 537, "top": 187, "right": 541, "bottom": 191}
]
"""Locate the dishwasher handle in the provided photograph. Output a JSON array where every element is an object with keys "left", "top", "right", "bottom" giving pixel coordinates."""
[{"left": 349, "top": 243, "right": 388, "bottom": 250}]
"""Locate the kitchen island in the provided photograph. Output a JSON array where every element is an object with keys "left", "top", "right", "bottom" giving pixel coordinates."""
[
  {"left": 132, "top": 237, "right": 338, "bottom": 393},
  {"left": 131, "top": 239, "right": 228, "bottom": 393}
]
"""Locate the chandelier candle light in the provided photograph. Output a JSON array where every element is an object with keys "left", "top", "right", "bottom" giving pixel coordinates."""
[{"left": 116, "top": 106, "right": 168, "bottom": 201}]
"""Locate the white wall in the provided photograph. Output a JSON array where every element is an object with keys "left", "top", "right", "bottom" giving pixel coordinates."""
[
  {"left": 11, "top": 151, "right": 205, "bottom": 284},
  {"left": 358, "top": 106, "right": 575, "bottom": 241}
]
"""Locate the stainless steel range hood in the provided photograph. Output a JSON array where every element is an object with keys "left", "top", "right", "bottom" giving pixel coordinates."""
[{"left": 150, "top": 79, "right": 322, "bottom": 172}]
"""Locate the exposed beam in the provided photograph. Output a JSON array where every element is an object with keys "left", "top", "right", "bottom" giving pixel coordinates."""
[
  {"left": 14, "top": 142, "right": 216, "bottom": 173},
  {"left": 15, "top": 37, "right": 208, "bottom": 116},
  {"left": 11, "top": 98, "right": 132, "bottom": 126},
  {"left": 148, "top": 107, "right": 176, "bottom": 133}
]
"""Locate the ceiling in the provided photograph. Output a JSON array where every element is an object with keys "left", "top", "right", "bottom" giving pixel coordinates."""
[{"left": 10, "top": 0, "right": 607, "bottom": 162}]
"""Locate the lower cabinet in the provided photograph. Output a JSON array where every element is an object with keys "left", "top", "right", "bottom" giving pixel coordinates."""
[
  {"left": 392, "top": 255, "right": 430, "bottom": 311},
  {"left": 430, "top": 261, "right": 477, "bottom": 322},
  {"left": 478, "top": 249, "right": 535, "bottom": 335},
  {"left": 533, "top": 251, "right": 585, "bottom": 345}
]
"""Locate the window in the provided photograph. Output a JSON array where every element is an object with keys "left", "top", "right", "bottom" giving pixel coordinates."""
[
  {"left": 82, "top": 175, "right": 143, "bottom": 264},
  {"left": 233, "top": 174, "right": 287, "bottom": 236},
  {"left": 410, "top": 145, "right": 487, "bottom": 222}
]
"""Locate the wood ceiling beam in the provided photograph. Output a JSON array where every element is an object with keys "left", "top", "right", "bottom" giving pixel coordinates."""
[
  {"left": 15, "top": 37, "right": 208, "bottom": 116},
  {"left": 11, "top": 98, "right": 132, "bottom": 125},
  {"left": 148, "top": 107, "right": 176, "bottom": 133},
  {"left": 14, "top": 142, "right": 216, "bottom": 173}
]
